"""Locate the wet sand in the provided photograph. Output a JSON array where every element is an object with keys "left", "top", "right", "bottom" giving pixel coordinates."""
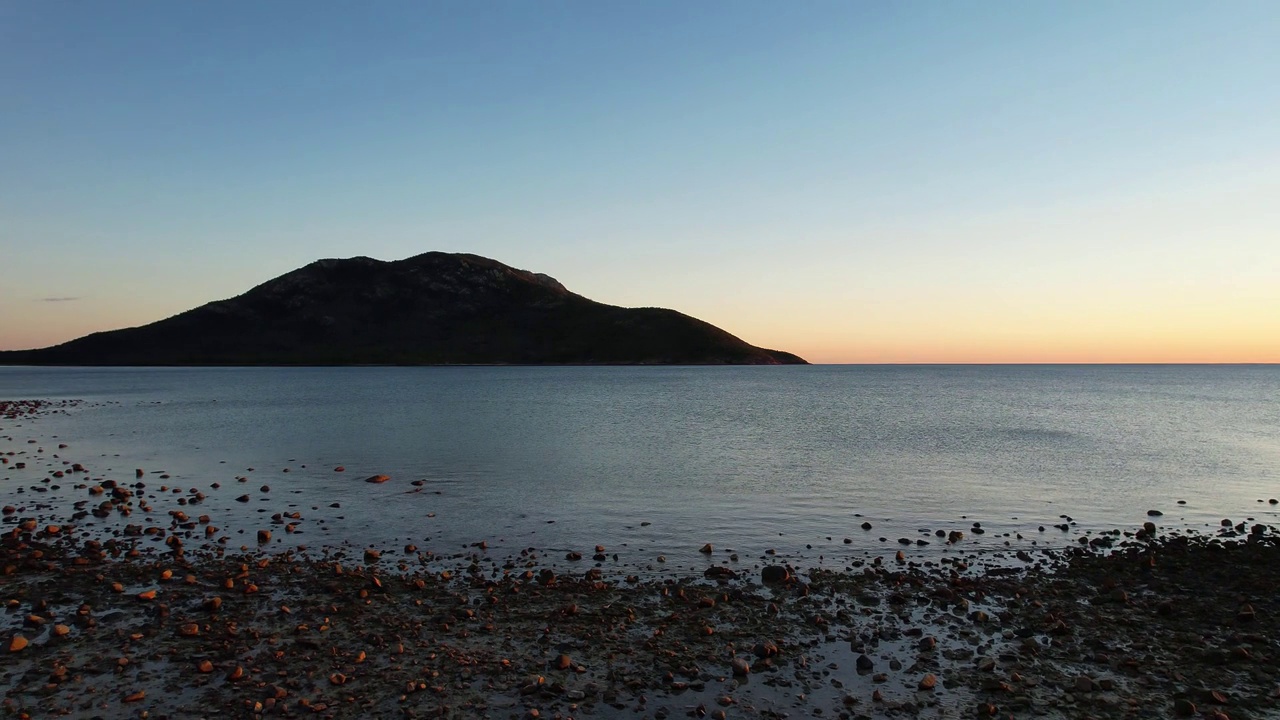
[{"left": 3, "top": 399, "right": 1279, "bottom": 719}]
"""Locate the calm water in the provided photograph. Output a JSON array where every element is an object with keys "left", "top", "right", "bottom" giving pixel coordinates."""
[{"left": 2, "top": 365, "right": 1278, "bottom": 569}]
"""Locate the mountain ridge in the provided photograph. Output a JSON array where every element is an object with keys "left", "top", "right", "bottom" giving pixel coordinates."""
[{"left": 0, "top": 252, "right": 806, "bottom": 366}]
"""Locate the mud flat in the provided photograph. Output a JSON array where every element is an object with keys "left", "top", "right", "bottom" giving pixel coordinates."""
[{"left": 3, "top": 399, "right": 1280, "bottom": 719}]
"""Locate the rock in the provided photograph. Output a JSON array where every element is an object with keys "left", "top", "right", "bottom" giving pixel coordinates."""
[
  {"left": 1075, "top": 676, "right": 1094, "bottom": 692},
  {"left": 53, "top": 624, "right": 70, "bottom": 637},
  {"left": 555, "top": 654, "right": 572, "bottom": 670},
  {"left": 257, "top": 530, "right": 271, "bottom": 543},
  {"left": 731, "top": 657, "right": 751, "bottom": 676},
  {"left": 699, "top": 543, "right": 713, "bottom": 554},
  {"left": 8, "top": 635, "right": 28, "bottom": 652},
  {"left": 1174, "top": 699, "right": 1197, "bottom": 716},
  {"left": 761, "top": 565, "right": 790, "bottom": 584},
  {"left": 123, "top": 690, "right": 146, "bottom": 702},
  {"left": 365, "top": 474, "right": 390, "bottom": 484},
  {"left": 178, "top": 623, "right": 200, "bottom": 637},
  {"left": 753, "top": 641, "right": 779, "bottom": 658},
  {"left": 197, "top": 659, "right": 214, "bottom": 673},
  {"left": 918, "top": 674, "right": 937, "bottom": 690},
  {"left": 704, "top": 566, "right": 737, "bottom": 580},
  {"left": 862, "top": 522, "right": 873, "bottom": 530},
  {"left": 856, "top": 654, "right": 874, "bottom": 673},
  {"left": 1147, "top": 510, "right": 1163, "bottom": 516}
]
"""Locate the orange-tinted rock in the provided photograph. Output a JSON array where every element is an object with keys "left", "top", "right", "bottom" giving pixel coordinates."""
[
  {"left": 365, "top": 474, "right": 390, "bottom": 484},
  {"left": 8, "top": 635, "right": 28, "bottom": 652}
]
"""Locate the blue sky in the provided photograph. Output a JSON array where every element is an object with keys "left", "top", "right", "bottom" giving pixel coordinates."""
[{"left": 2, "top": 1, "right": 1277, "bottom": 361}]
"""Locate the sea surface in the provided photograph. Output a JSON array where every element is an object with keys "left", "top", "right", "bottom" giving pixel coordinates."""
[{"left": 2, "top": 365, "right": 1278, "bottom": 570}]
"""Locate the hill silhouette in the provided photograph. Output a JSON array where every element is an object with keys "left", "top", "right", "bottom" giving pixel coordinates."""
[{"left": 0, "top": 253, "right": 806, "bottom": 366}]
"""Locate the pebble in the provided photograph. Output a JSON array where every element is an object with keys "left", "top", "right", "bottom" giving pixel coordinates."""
[{"left": 761, "top": 565, "right": 789, "bottom": 584}]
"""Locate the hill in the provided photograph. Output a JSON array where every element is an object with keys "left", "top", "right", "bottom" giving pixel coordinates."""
[{"left": 0, "top": 253, "right": 806, "bottom": 366}]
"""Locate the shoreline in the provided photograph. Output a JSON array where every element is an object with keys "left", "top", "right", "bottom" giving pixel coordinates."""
[{"left": 4, "top": 399, "right": 1280, "bottom": 719}]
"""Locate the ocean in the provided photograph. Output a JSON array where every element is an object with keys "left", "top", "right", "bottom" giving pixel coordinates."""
[{"left": 2, "top": 365, "right": 1277, "bottom": 571}]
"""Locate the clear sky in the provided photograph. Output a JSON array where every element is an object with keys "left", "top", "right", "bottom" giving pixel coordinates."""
[{"left": 2, "top": 1, "right": 1277, "bottom": 363}]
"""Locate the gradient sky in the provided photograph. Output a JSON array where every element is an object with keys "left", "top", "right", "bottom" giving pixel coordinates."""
[{"left": 2, "top": 1, "right": 1277, "bottom": 362}]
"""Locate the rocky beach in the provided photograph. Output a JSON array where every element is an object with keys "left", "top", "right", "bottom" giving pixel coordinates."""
[{"left": 4, "top": 398, "right": 1280, "bottom": 720}]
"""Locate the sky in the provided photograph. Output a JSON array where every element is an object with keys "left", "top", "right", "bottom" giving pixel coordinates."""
[{"left": 2, "top": 1, "right": 1277, "bottom": 363}]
